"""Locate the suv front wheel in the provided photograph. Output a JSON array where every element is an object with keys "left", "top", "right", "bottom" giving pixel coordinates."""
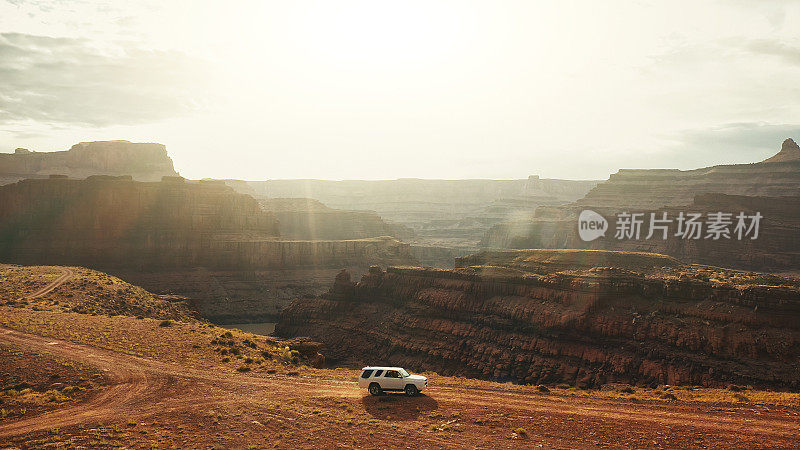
[
  {"left": 369, "top": 383, "right": 383, "bottom": 396},
  {"left": 404, "top": 384, "right": 419, "bottom": 396}
]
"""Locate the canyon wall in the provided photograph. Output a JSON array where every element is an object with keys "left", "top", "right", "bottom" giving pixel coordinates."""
[
  {"left": 232, "top": 176, "right": 600, "bottom": 255},
  {"left": 576, "top": 138, "right": 800, "bottom": 210},
  {"left": 0, "top": 141, "right": 178, "bottom": 185},
  {"left": 481, "top": 139, "right": 800, "bottom": 272},
  {"left": 277, "top": 251, "right": 800, "bottom": 389},
  {"left": 114, "top": 267, "right": 370, "bottom": 324},
  {"left": 0, "top": 176, "right": 415, "bottom": 270}
]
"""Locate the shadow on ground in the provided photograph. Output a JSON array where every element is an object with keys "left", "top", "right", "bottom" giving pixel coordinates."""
[{"left": 361, "top": 393, "right": 439, "bottom": 420}]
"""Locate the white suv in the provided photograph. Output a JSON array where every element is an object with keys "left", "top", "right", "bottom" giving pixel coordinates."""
[{"left": 358, "top": 366, "right": 428, "bottom": 396}]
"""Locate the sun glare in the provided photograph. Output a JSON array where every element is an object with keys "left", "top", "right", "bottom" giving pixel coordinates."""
[{"left": 289, "top": 1, "right": 470, "bottom": 68}]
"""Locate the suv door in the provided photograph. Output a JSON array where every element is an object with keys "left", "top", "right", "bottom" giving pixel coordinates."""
[{"left": 382, "top": 370, "right": 404, "bottom": 390}]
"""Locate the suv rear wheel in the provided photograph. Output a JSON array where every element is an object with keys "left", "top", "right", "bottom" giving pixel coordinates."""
[
  {"left": 404, "top": 384, "right": 419, "bottom": 396},
  {"left": 369, "top": 382, "right": 383, "bottom": 396}
]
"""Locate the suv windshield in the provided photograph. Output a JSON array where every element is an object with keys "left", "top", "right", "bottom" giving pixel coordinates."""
[{"left": 399, "top": 369, "right": 410, "bottom": 377}]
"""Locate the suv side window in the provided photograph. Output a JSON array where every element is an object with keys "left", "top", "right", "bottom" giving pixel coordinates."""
[
  {"left": 373, "top": 370, "right": 383, "bottom": 377},
  {"left": 384, "top": 370, "right": 400, "bottom": 378},
  {"left": 361, "top": 370, "right": 373, "bottom": 379}
]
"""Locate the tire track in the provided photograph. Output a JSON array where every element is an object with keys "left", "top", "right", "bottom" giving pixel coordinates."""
[{"left": 18, "top": 266, "right": 74, "bottom": 301}]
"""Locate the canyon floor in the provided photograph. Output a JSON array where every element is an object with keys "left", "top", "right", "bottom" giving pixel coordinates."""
[{"left": 1, "top": 266, "right": 799, "bottom": 448}]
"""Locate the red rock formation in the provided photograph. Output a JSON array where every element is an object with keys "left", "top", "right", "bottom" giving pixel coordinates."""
[
  {"left": 0, "top": 140, "right": 178, "bottom": 185},
  {"left": 0, "top": 176, "right": 417, "bottom": 270},
  {"left": 762, "top": 138, "right": 800, "bottom": 163},
  {"left": 277, "top": 252, "right": 800, "bottom": 389}
]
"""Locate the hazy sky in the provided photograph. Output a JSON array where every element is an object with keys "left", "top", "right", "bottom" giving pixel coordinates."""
[{"left": 1, "top": 1, "right": 799, "bottom": 180}]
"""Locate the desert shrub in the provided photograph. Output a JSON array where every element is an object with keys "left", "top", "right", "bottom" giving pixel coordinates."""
[
  {"left": 536, "top": 385, "right": 550, "bottom": 393},
  {"left": 236, "top": 366, "right": 251, "bottom": 373},
  {"left": 659, "top": 393, "right": 677, "bottom": 401},
  {"left": 244, "top": 357, "right": 254, "bottom": 364},
  {"left": 513, "top": 428, "right": 528, "bottom": 438},
  {"left": 728, "top": 385, "right": 746, "bottom": 392},
  {"left": 620, "top": 387, "right": 635, "bottom": 394},
  {"left": 286, "top": 371, "right": 300, "bottom": 376},
  {"left": 158, "top": 320, "right": 172, "bottom": 327},
  {"left": 229, "top": 348, "right": 241, "bottom": 356},
  {"left": 221, "top": 357, "right": 230, "bottom": 363},
  {"left": 556, "top": 384, "right": 571, "bottom": 390},
  {"left": 278, "top": 346, "right": 300, "bottom": 365}
]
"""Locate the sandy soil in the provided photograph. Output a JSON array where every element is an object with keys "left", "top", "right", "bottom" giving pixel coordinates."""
[{"left": 1, "top": 325, "right": 799, "bottom": 449}]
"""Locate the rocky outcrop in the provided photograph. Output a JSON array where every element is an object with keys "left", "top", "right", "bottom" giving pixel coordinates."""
[
  {"left": 762, "top": 138, "right": 800, "bottom": 163},
  {"left": 277, "top": 251, "right": 800, "bottom": 389},
  {"left": 259, "top": 197, "right": 413, "bottom": 240},
  {"left": 0, "top": 141, "right": 179, "bottom": 185}
]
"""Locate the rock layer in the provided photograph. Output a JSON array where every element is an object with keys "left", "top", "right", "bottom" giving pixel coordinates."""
[
  {"left": 572, "top": 139, "right": 800, "bottom": 210},
  {"left": 0, "top": 176, "right": 415, "bottom": 270},
  {"left": 0, "top": 140, "right": 178, "bottom": 185},
  {"left": 277, "top": 253, "right": 800, "bottom": 389}
]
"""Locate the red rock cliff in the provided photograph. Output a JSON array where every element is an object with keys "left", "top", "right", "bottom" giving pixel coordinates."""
[{"left": 277, "top": 252, "right": 800, "bottom": 389}]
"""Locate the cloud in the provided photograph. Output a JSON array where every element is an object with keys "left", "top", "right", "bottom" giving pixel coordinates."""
[
  {"left": 0, "top": 32, "right": 212, "bottom": 127},
  {"left": 670, "top": 122, "right": 800, "bottom": 164},
  {"left": 743, "top": 39, "right": 800, "bottom": 65}
]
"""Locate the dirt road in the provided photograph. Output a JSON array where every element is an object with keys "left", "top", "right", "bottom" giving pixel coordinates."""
[
  {"left": 2, "top": 326, "right": 799, "bottom": 448},
  {"left": 18, "top": 266, "right": 74, "bottom": 301}
]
